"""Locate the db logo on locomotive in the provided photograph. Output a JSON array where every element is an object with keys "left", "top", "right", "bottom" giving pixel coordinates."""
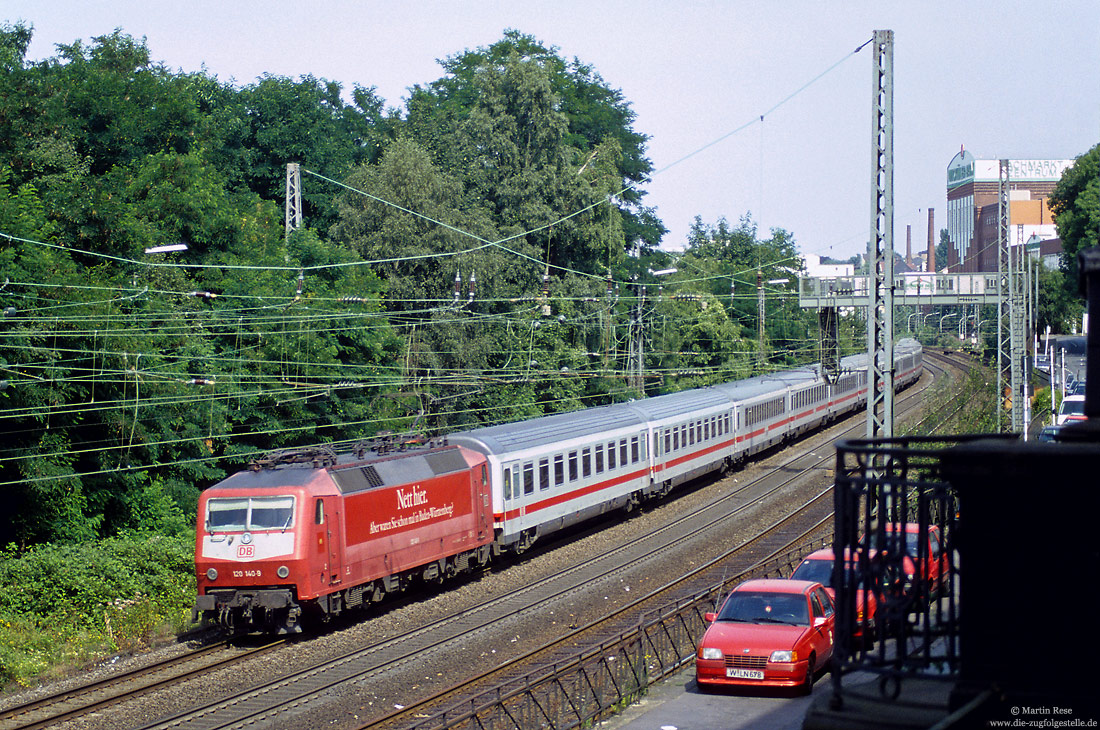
[{"left": 237, "top": 544, "right": 255, "bottom": 558}]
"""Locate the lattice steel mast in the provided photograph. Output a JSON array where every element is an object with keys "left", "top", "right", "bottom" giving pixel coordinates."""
[
  {"left": 996, "top": 159, "right": 1026, "bottom": 432},
  {"left": 866, "top": 30, "right": 895, "bottom": 439}
]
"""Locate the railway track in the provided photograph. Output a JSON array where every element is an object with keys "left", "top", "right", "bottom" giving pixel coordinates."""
[
  {"left": 2, "top": 347, "right": 967, "bottom": 730},
  {"left": 0, "top": 639, "right": 284, "bottom": 730},
  {"left": 118, "top": 349, "right": 955, "bottom": 730},
  {"left": 364, "top": 353, "right": 967, "bottom": 729}
]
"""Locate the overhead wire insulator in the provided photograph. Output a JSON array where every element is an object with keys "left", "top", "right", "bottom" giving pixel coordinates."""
[
  {"left": 541, "top": 270, "right": 551, "bottom": 316},
  {"left": 187, "top": 291, "right": 218, "bottom": 299},
  {"left": 454, "top": 270, "right": 462, "bottom": 303},
  {"left": 467, "top": 271, "right": 476, "bottom": 303}
]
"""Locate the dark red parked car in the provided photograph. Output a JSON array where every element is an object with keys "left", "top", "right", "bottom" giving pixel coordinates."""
[{"left": 790, "top": 548, "right": 878, "bottom": 647}]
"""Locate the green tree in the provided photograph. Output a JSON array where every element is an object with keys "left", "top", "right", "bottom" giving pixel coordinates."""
[
  {"left": 936, "top": 229, "right": 951, "bottom": 271},
  {"left": 1048, "top": 143, "right": 1099, "bottom": 294},
  {"left": 405, "top": 30, "right": 662, "bottom": 261}
]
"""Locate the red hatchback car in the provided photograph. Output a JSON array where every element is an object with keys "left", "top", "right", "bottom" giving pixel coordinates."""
[
  {"left": 861, "top": 523, "right": 947, "bottom": 599},
  {"left": 790, "top": 549, "right": 878, "bottom": 648},
  {"left": 695, "top": 578, "right": 835, "bottom": 694}
]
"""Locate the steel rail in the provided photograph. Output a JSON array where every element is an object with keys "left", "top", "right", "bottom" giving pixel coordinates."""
[{"left": 0, "top": 639, "right": 284, "bottom": 730}]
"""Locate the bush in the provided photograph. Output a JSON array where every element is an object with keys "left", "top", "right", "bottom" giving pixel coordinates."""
[{"left": 0, "top": 532, "right": 196, "bottom": 687}]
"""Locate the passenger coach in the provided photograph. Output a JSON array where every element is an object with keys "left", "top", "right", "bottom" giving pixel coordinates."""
[{"left": 450, "top": 339, "right": 922, "bottom": 554}]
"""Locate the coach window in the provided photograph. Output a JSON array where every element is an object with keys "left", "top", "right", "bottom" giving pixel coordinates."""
[
  {"left": 582, "top": 447, "right": 592, "bottom": 478},
  {"left": 663, "top": 430, "right": 671, "bottom": 454},
  {"left": 672, "top": 428, "right": 679, "bottom": 451},
  {"left": 568, "top": 451, "right": 578, "bottom": 481},
  {"left": 697, "top": 421, "right": 703, "bottom": 442},
  {"left": 539, "top": 458, "right": 550, "bottom": 490},
  {"left": 595, "top": 444, "right": 604, "bottom": 473},
  {"left": 631, "top": 436, "right": 640, "bottom": 463},
  {"left": 315, "top": 498, "right": 324, "bottom": 525},
  {"left": 607, "top": 441, "right": 616, "bottom": 469},
  {"left": 620, "top": 439, "right": 628, "bottom": 465},
  {"left": 503, "top": 468, "right": 512, "bottom": 499},
  {"left": 554, "top": 454, "right": 564, "bottom": 486},
  {"left": 523, "top": 463, "right": 535, "bottom": 495}
]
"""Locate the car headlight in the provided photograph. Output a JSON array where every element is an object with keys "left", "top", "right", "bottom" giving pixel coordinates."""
[
  {"left": 700, "top": 647, "right": 723, "bottom": 660},
  {"left": 206, "top": 568, "right": 218, "bottom": 581},
  {"left": 277, "top": 565, "right": 290, "bottom": 579},
  {"left": 770, "top": 650, "right": 797, "bottom": 663}
]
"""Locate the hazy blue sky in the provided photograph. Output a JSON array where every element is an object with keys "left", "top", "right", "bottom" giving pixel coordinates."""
[{"left": 4, "top": 1, "right": 1097, "bottom": 260}]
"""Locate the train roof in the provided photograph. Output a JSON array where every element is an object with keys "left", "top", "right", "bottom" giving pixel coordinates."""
[
  {"left": 621, "top": 386, "right": 733, "bottom": 421},
  {"left": 204, "top": 444, "right": 479, "bottom": 496},
  {"left": 328, "top": 446, "right": 474, "bottom": 494},
  {"left": 450, "top": 403, "right": 644, "bottom": 455}
]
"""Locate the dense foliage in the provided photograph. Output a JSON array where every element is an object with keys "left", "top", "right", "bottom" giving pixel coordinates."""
[
  {"left": 0, "top": 24, "right": 812, "bottom": 551},
  {"left": 1049, "top": 143, "right": 1099, "bottom": 298},
  {"left": 0, "top": 532, "right": 195, "bottom": 685}
]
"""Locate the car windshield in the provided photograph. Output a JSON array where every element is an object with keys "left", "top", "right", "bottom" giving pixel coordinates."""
[
  {"left": 717, "top": 591, "right": 809, "bottom": 625},
  {"left": 791, "top": 559, "right": 833, "bottom": 586},
  {"left": 862, "top": 529, "right": 921, "bottom": 556},
  {"left": 207, "top": 496, "right": 295, "bottom": 532},
  {"left": 1060, "top": 399, "right": 1085, "bottom": 416}
]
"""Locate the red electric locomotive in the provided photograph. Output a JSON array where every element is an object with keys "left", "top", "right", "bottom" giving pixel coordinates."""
[{"left": 193, "top": 442, "right": 493, "bottom": 633}]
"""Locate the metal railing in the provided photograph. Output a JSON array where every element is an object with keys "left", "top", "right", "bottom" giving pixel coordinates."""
[{"left": 828, "top": 435, "right": 1010, "bottom": 705}]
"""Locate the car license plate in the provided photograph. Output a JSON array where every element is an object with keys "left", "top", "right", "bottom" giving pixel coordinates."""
[{"left": 726, "top": 668, "right": 764, "bottom": 680}]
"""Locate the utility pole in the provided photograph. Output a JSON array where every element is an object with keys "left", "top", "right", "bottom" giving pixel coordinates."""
[
  {"left": 996, "top": 160, "right": 1026, "bottom": 433},
  {"left": 866, "top": 29, "right": 895, "bottom": 439},
  {"left": 757, "top": 268, "right": 765, "bottom": 371}
]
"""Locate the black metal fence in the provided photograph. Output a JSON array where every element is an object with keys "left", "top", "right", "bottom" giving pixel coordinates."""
[{"left": 829, "top": 435, "right": 1006, "bottom": 705}]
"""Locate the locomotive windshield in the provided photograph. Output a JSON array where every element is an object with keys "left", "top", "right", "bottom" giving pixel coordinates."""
[{"left": 207, "top": 496, "right": 295, "bottom": 532}]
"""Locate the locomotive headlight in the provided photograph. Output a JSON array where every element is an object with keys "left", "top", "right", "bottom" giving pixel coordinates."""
[
  {"left": 241, "top": 532, "right": 252, "bottom": 545},
  {"left": 277, "top": 565, "right": 290, "bottom": 579},
  {"left": 206, "top": 568, "right": 218, "bottom": 581}
]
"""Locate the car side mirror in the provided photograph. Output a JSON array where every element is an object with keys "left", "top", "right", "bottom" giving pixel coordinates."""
[
  {"left": 814, "top": 616, "right": 828, "bottom": 628},
  {"left": 704, "top": 612, "right": 717, "bottom": 623}
]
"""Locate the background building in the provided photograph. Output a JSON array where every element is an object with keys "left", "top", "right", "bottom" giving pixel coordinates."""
[{"left": 945, "top": 149, "right": 1070, "bottom": 272}]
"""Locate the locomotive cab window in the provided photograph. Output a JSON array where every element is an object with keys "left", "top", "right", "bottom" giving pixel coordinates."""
[
  {"left": 315, "top": 498, "right": 324, "bottom": 525},
  {"left": 207, "top": 495, "right": 295, "bottom": 532}
]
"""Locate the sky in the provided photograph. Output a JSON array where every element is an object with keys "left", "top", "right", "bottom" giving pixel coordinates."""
[{"left": 3, "top": 1, "right": 1098, "bottom": 262}]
